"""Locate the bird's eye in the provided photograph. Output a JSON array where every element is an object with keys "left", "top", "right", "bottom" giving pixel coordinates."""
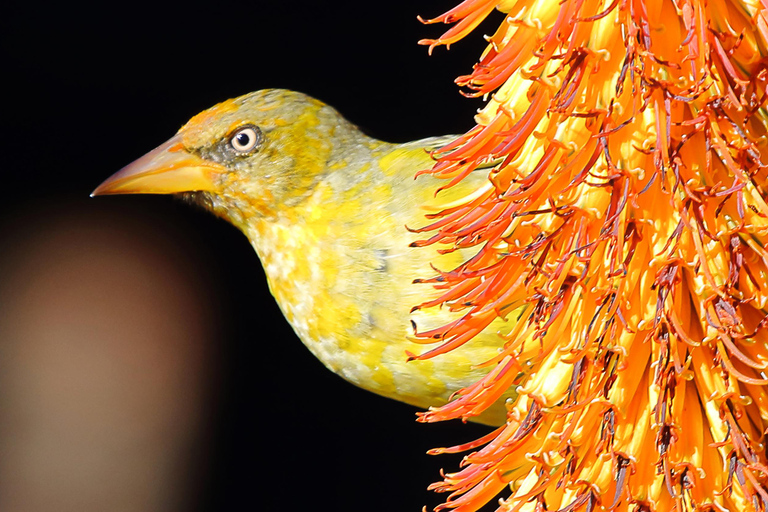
[{"left": 229, "top": 126, "right": 262, "bottom": 153}]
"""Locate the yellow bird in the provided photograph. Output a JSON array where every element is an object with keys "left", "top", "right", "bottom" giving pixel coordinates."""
[
  {"left": 92, "top": 0, "right": 768, "bottom": 507},
  {"left": 93, "top": 88, "right": 512, "bottom": 426}
]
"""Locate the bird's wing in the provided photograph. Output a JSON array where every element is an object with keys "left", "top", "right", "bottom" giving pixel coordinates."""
[{"left": 401, "top": 134, "right": 505, "bottom": 170}]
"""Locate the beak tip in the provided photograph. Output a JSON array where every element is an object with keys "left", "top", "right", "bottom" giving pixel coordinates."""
[{"left": 90, "top": 182, "right": 112, "bottom": 197}]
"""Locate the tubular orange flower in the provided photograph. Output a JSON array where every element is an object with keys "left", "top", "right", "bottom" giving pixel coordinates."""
[{"left": 414, "top": 0, "right": 768, "bottom": 510}]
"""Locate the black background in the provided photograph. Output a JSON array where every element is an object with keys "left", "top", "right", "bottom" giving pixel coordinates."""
[{"left": 1, "top": 2, "right": 505, "bottom": 510}]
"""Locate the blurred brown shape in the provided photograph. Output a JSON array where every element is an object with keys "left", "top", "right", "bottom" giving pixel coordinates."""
[{"left": 0, "top": 202, "right": 219, "bottom": 512}]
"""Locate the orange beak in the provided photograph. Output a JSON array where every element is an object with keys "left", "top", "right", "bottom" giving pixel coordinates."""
[{"left": 92, "top": 134, "right": 226, "bottom": 196}]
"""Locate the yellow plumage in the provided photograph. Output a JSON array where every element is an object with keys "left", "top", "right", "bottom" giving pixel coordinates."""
[
  {"left": 92, "top": 0, "right": 768, "bottom": 508},
  {"left": 94, "top": 89, "right": 513, "bottom": 425}
]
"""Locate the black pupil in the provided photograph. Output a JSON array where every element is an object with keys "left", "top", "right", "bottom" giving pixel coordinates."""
[{"left": 235, "top": 132, "right": 251, "bottom": 148}]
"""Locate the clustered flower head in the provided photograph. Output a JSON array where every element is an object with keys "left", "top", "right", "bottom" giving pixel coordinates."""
[{"left": 412, "top": 0, "right": 768, "bottom": 510}]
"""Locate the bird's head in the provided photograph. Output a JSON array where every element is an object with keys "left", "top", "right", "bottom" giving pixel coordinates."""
[{"left": 93, "top": 89, "right": 362, "bottom": 222}]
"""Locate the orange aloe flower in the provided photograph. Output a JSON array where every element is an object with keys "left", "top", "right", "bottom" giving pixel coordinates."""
[{"left": 412, "top": 0, "right": 768, "bottom": 510}]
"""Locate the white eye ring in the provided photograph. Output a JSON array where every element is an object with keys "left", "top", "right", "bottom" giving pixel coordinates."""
[{"left": 229, "top": 126, "right": 262, "bottom": 153}]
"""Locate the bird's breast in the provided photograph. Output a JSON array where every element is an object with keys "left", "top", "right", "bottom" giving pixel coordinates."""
[{"left": 241, "top": 184, "right": 511, "bottom": 424}]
